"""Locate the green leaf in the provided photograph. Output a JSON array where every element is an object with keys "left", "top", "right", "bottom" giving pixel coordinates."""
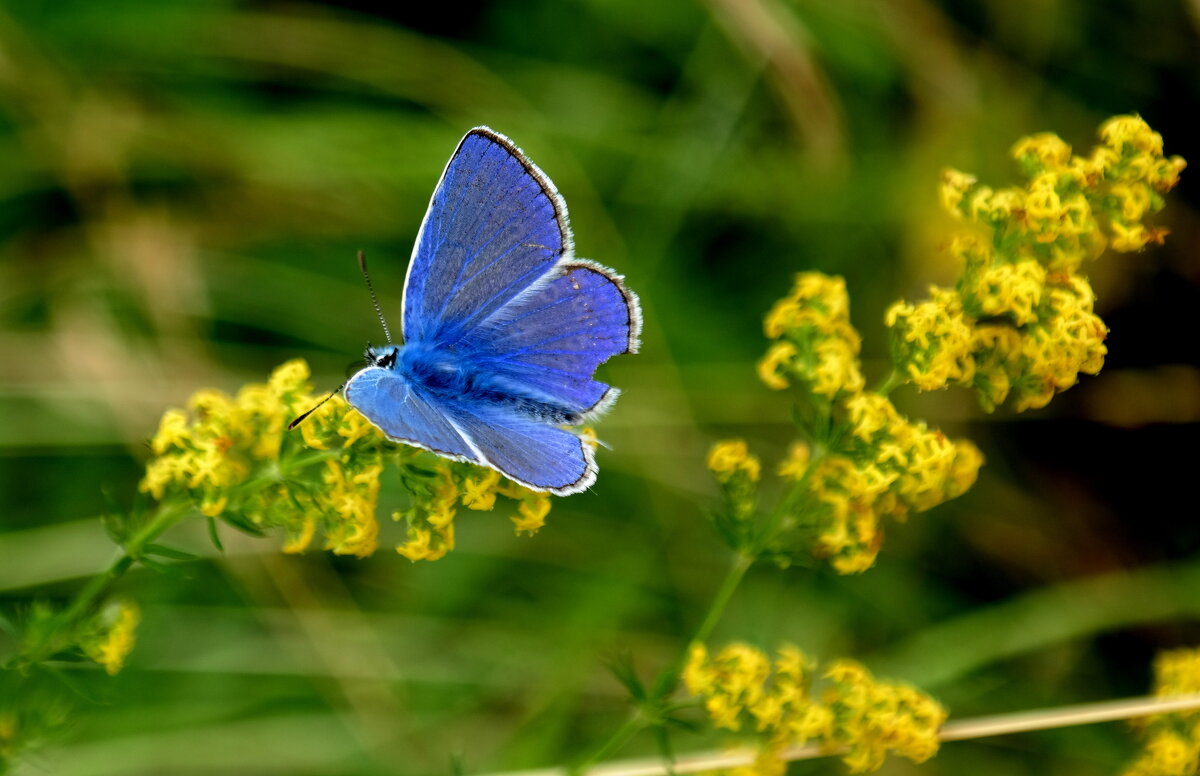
[
  {"left": 220, "top": 511, "right": 269, "bottom": 537},
  {"left": 603, "top": 649, "right": 645, "bottom": 701},
  {"left": 207, "top": 517, "right": 225, "bottom": 552},
  {"left": 138, "top": 556, "right": 173, "bottom": 575},
  {"left": 143, "top": 543, "right": 198, "bottom": 561},
  {"left": 42, "top": 663, "right": 105, "bottom": 704}
]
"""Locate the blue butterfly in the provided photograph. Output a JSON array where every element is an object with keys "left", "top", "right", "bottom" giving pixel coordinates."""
[{"left": 344, "top": 127, "right": 641, "bottom": 495}]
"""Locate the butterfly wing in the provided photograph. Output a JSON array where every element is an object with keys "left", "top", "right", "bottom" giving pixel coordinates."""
[
  {"left": 461, "top": 260, "right": 641, "bottom": 418},
  {"left": 445, "top": 402, "right": 596, "bottom": 495},
  {"left": 348, "top": 365, "right": 593, "bottom": 494},
  {"left": 402, "top": 127, "right": 569, "bottom": 346},
  {"left": 344, "top": 366, "right": 479, "bottom": 463}
]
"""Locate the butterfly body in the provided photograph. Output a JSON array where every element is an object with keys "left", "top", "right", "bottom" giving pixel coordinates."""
[
  {"left": 344, "top": 128, "right": 640, "bottom": 495},
  {"left": 361, "top": 342, "right": 583, "bottom": 425}
]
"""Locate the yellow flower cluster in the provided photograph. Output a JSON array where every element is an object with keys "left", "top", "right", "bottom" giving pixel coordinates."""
[
  {"left": 822, "top": 658, "right": 947, "bottom": 773},
  {"left": 683, "top": 642, "right": 945, "bottom": 774},
  {"left": 759, "top": 274, "right": 865, "bottom": 399},
  {"left": 393, "top": 468, "right": 553, "bottom": 562},
  {"left": 708, "top": 440, "right": 762, "bottom": 484},
  {"left": 885, "top": 285, "right": 975, "bottom": 392},
  {"left": 745, "top": 274, "right": 982, "bottom": 572},
  {"left": 809, "top": 394, "right": 981, "bottom": 573},
  {"left": 707, "top": 440, "right": 762, "bottom": 525},
  {"left": 141, "top": 360, "right": 553, "bottom": 562},
  {"left": 1123, "top": 647, "right": 1200, "bottom": 776},
  {"left": 80, "top": 601, "right": 140, "bottom": 676},
  {"left": 142, "top": 359, "right": 391, "bottom": 556},
  {"left": 892, "top": 115, "right": 1183, "bottom": 412}
]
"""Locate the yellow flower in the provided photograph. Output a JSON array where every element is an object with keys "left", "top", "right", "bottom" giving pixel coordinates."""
[
  {"left": 1100, "top": 114, "right": 1164, "bottom": 156},
  {"left": 807, "top": 457, "right": 887, "bottom": 573},
  {"left": 708, "top": 440, "right": 761, "bottom": 483},
  {"left": 199, "top": 494, "right": 227, "bottom": 517},
  {"left": 897, "top": 117, "right": 1182, "bottom": 413},
  {"left": 424, "top": 470, "right": 458, "bottom": 529},
  {"left": 462, "top": 470, "right": 503, "bottom": 510},
  {"left": 811, "top": 337, "right": 866, "bottom": 398},
  {"left": 338, "top": 408, "right": 380, "bottom": 446},
  {"left": 1012, "top": 132, "right": 1073, "bottom": 172},
  {"left": 757, "top": 342, "right": 797, "bottom": 390},
  {"left": 685, "top": 644, "right": 944, "bottom": 774},
  {"left": 1155, "top": 648, "right": 1200, "bottom": 696},
  {"left": 823, "top": 658, "right": 947, "bottom": 773},
  {"left": 963, "top": 261, "right": 1046, "bottom": 326},
  {"left": 945, "top": 439, "right": 984, "bottom": 501},
  {"left": 939, "top": 168, "right": 977, "bottom": 214},
  {"left": 761, "top": 274, "right": 865, "bottom": 399},
  {"left": 149, "top": 409, "right": 190, "bottom": 455},
  {"left": 1120, "top": 647, "right": 1200, "bottom": 776},
  {"left": 683, "top": 642, "right": 714, "bottom": 695},
  {"left": 267, "top": 358, "right": 311, "bottom": 395},
  {"left": 844, "top": 393, "right": 900, "bottom": 444},
  {"left": 885, "top": 287, "right": 975, "bottom": 392},
  {"left": 777, "top": 442, "right": 810, "bottom": 481},
  {"left": 396, "top": 527, "right": 440, "bottom": 562},
  {"left": 579, "top": 427, "right": 600, "bottom": 450},
  {"left": 83, "top": 601, "right": 141, "bottom": 676},
  {"left": 1110, "top": 219, "right": 1150, "bottom": 252},
  {"left": 282, "top": 514, "right": 317, "bottom": 554},
  {"left": 140, "top": 360, "right": 555, "bottom": 563},
  {"left": 512, "top": 492, "right": 552, "bottom": 535}
]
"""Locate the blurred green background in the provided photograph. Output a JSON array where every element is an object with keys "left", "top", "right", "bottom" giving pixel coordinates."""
[{"left": 1, "top": 1, "right": 1199, "bottom": 773}]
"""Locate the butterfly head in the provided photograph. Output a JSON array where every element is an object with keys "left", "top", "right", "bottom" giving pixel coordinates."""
[{"left": 364, "top": 344, "right": 400, "bottom": 370}]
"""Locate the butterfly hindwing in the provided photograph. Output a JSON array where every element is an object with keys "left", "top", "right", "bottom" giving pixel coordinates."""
[
  {"left": 463, "top": 260, "right": 641, "bottom": 417},
  {"left": 402, "top": 128, "right": 569, "bottom": 346},
  {"left": 446, "top": 401, "right": 595, "bottom": 495}
]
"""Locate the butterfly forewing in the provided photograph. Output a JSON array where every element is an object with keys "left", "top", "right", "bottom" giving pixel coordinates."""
[{"left": 402, "top": 128, "right": 569, "bottom": 346}]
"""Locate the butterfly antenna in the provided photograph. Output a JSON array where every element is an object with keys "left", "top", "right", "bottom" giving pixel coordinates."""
[
  {"left": 287, "top": 382, "right": 346, "bottom": 430},
  {"left": 358, "top": 250, "right": 394, "bottom": 344}
]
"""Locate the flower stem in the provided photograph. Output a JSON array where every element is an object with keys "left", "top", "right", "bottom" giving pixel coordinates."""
[
  {"left": 874, "top": 369, "right": 903, "bottom": 397},
  {"left": 570, "top": 713, "right": 648, "bottom": 776},
  {"left": 574, "top": 551, "right": 756, "bottom": 773},
  {"left": 7, "top": 500, "right": 192, "bottom": 669},
  {"left": 689, "top": 552, "right": 754, "bottom": 648}
]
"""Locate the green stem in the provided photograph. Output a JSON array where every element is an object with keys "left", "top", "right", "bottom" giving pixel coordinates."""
[
  {"left": 752, "top": 448, "right": 826, "bottom": 556},
  {"left": 649, "top": 550, "right": 756, "bottom": 704},
  {"left": 570, "top": 713, "right": 647, "bottom": 776},
  {"left": 874, "top": 369, "right": 903, "bottom": 397},
  {"left": 574, "top": 552, "right": 756, "bottom": 773},
  {"left": 8, "top": 500, "right": 192, "bottom": 669},
  {"left": 689, "top": 552, "right": 754, "bottom": 648}
]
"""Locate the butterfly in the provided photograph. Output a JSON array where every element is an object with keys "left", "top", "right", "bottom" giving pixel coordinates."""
[{"left": 343, "top": 127, "right": 641, "bottom": 495}]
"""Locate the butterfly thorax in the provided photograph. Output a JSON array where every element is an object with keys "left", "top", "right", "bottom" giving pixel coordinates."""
[{"left": 365, "top": 342, "right": 582, "bottom": 425}]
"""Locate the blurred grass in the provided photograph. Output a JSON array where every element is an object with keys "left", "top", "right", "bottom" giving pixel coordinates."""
[{"left": 2, "top": 1, "right": 1199, "bottom": 774}]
